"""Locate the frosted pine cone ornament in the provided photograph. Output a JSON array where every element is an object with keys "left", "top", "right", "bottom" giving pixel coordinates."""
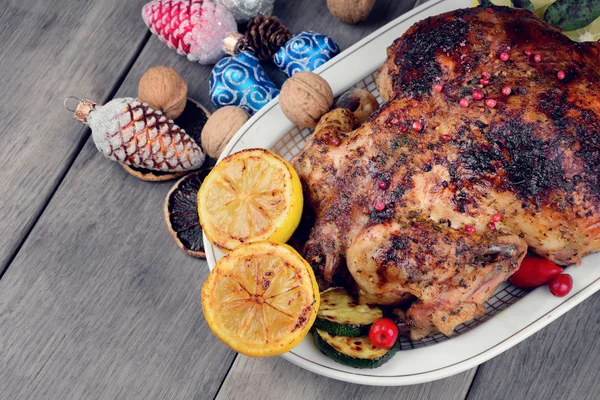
[
  {"left": 73, "top": 98, "right": 205, "bottom": 172},
  {"left": 142, "top": 0, "right": 237, "bottom": 64}
]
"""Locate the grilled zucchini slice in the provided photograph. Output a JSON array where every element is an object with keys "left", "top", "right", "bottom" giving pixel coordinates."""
[
  {"left": 314, "top": 329, "right": 400, "bottom": 369},
  {"left": 314, "top": 287, "right": 382, "bottom": 337}
]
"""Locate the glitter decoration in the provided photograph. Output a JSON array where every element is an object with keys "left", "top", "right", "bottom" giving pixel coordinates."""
[
  {"left": 142, "top": 0, "right": 237, "bottom": 65},
  {"left": 209, "top": 51, "right": 280, "bottom": 114},
  {"left": 274, "top": 31, "right": 340, "bottom": 77},
  {"left": 216, "top": 0, "right": 274, "bottom": 23},
  {"left": 74, "top": 98, "right": 205, "bottom": 172}
]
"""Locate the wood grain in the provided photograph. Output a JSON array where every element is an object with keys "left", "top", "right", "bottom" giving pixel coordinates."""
[
  {"left": 216, "top": 356, "right": 475, "bottom": 400},
  {"left": 0, "top": 141, "right": 236, "bottom": 399},
  {"left": 466, "top": 292, "right": 600, "bottom": 400},
  {"left": 0, "top": 0, "right": 150, "bottom": 273}
]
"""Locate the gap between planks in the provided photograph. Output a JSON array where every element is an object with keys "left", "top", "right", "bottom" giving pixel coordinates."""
[{"left": 0, "top": 30, "right": 151, "bottom": 281}]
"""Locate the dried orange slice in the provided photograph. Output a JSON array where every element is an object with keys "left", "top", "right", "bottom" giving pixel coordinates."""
[
  {"left": 201, "top": 241, "right": 319, "bottom": 356},
  {"left": 198, "top": 148, "right": 303, "bottom": 252}
]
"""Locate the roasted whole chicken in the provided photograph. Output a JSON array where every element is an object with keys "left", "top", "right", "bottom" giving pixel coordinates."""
[{"left": 292, "top": 6, "right": 600, "bottom": 340}]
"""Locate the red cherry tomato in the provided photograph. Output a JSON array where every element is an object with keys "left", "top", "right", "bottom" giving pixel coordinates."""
[
  {"left": 549, "top": 274, "right": 573, "bottom": 297},
  {"left": 369, "top": 318, "right": 398, "bottom": 349},
  {"left": 509, "top": 257, "right": 563, "bottom": 289}
]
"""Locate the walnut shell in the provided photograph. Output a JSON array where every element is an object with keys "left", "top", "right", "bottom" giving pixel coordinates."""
[
  {"left": 334, "top": 88, "right": 379, "bottom": 125},
  {"left": 201, "top": 106, "right": 250, "bottom": 159},
  {"left": 327, "top": 0, "right": 375, "bottom": 24},
  {"left": 279, "top": 72, "right": 334, "bottom": 128},
  {"left": 138, "top": 66, "right": 188, "bottom": 120}
]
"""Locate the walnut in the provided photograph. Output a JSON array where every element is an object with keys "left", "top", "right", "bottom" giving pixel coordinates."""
[
  {"left": 138, "top": 66, "right": 187, "bottom": 120},
  {"left": 201, "top": 106, "right": 250, "bottom": 159},
  {"left": 327, "top": 0, "right": 376, "bottom": 24},
  {"left": 279, "top": 72, "right": 334, "bottom": 128}
]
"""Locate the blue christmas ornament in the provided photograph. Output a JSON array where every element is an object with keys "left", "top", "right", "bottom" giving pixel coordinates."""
[
  {"left": 209, "top": 51, "right": 280, "bottom": 115},
  {"left": 274, "top": 31, "right": 340, "bottom": 77}
]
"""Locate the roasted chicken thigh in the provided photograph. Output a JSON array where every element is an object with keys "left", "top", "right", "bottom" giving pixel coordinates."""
[{"left": 292, "top": 6, "right": 600, "bottom": 339}]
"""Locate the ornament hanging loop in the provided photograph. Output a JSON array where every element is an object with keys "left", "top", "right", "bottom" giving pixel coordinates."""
[
  {"left": 64, "top": 97, "right": 97, "bottom": 123},
  {"left": 63, "top": 96, "right": 83, "bottom": 112}
]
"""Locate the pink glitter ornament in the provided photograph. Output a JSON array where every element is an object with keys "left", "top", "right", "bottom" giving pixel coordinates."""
[{"left": 142, "top": 0, "right": 237, "bottom": 64}]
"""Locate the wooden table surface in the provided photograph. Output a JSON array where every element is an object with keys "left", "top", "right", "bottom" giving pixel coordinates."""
[{"left": 1, "top": 0, "right": 598, "bottom": 399}]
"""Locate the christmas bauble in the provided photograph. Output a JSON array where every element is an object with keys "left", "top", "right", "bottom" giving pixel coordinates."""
[
  {"left": 209, "top": 51, "right": 280, "bottom": 114},
  {"left": 216, "top": 0, "right": 274, "bottom": 23},
  {"left": 142, "top": 0, "right": 237, "bottom": 64},
  {"left": 74, "top": 98, "right": 205, "bottom": 172},
  {"left": 274, "top": 31, "right": 340, "bottom": 77}
]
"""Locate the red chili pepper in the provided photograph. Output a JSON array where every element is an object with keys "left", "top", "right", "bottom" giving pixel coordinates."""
[
  {"left": 369, "top": 318, "right": 398, "bottom": 349},
  {"left": 549, "top": 274, "right": 573, "bottom": 297},
  {"left": 509, "top": 257, "right": 563, "bottom": 289}
]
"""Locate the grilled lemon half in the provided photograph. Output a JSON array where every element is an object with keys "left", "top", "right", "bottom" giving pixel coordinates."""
[
  {"left": 201, "top": 241, "right": 319, "bottom": 356},
  {"left": 198, "top": 148, "right": 303, "bottom": 252}
]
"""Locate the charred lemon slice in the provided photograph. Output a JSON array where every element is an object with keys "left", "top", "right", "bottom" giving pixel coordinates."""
[
  {"left": 201, "top": 241, "right": 319, "bottom": 356},
  {"left": 198, "top": 148, "right": 303, "bottom": 252}
]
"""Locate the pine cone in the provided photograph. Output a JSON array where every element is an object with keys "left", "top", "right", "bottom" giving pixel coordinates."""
[
  {"left": 245, "top": 15, "right": 291, "bottom": 61},
  {"left": 76, "top": 98, "right": 205, "bottom": 172}
]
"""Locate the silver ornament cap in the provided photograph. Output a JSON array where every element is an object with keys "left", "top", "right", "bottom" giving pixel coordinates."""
[{"left": 216, "top": 0, "right": 274, "bottom": 23}]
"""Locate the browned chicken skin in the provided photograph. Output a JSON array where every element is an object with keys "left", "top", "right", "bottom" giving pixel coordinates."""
[{"left": 292, "top": 6, "right": 600, "bottom": 340}]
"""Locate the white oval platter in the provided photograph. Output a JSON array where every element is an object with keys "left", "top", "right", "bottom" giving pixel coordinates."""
[{"left": 203, "top": 0, "right": 600, "bottom": 386}]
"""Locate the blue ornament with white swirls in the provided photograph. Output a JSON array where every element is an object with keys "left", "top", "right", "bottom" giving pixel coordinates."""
[
  {"left": 209, "top": 51, "right": 280, "bottom": 115},
  {"left": 274, "top": 31, "right": 340, "bottom": 77}
]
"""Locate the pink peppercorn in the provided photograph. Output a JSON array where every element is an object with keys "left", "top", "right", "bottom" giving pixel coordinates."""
[
  {"left": 459, "top": 98, "right": 469, "bottom": 108},
  {"left": 377, "top": 180, "right": 387, "bottom": 190},
  {"left": 557, "top": 71, "right": 565, "bottom": 80},
  {"left": 465, "top": 225, "right": 476, "bottom": 233},
  {"left": 480, "top": 79, "right": 490, "bottom": 86},
  {"left": 374, "top": 202, "right": 386, "bottom": 211},
  {"left": 491, "top": 213, "right": 502, "bottom": 223},
  {"left": 413, "top": 121, "right": 423, "bottom": 132},
  {"left": 433, "top": 83, "right": 443, "bottom": 93},
  {"left": 329, "top": 136, "right": 341, "bottom": 147},
  {"left": 487, "top": 222, "right": 497, "bottom": 231},
  {"left": 502, "top": 86, "right": 512, "bottom": 96},
  {"left": 525, "top": 50, "right": 532, "bottom": 56},
  {"left": 534, "top": 54, "right": 542, "bottom": 62},
  {"left": 486, "top": 8, "right": 494, "bottom": 13},
  {"left": 390, "top": 117, "right": 399, "bottom": 124},
  {"left": 485, "top": 98, "right": 497, "bottom": 108},
  {"left": 441, "top": 134, "right": 451, "bottom": 142},
  {"left": 399, "top": 125, "right": 408, "bottom": 132},
  {"left": 473, "top": 91, "right": 484, "bottom": 101},
  {"left": 482, "top": 71, "right": 492, "bottom": 79},
  {"left": 500, "top": 52, "right": 509, "bottom": 61}
]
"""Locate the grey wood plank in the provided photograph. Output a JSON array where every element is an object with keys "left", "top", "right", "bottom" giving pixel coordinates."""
[
  {"left": 0, "top": 0, "right": 149, "bottom": 273},
  {"left": 0, "top": 141, "right": 236, "bottom": 400},
  {"left": 466, "top": 292, "right": 600, "bottom": 400},
  {"left": 216, "top": 356, "right": 475, "bottom": 400}
]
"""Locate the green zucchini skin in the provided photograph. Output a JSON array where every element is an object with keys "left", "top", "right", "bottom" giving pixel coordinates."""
[
  {"left": 313, "top": 318, "right": 370, "bottom": 337},
  {"left": 544, "top": 0, "right": 600, "bottom": 31},
  {"left": 314, "top": 329, "right": 400, "bottom": 369},
  {"left": 512, "top": 0, "right": 535, "bottom": 13}
]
